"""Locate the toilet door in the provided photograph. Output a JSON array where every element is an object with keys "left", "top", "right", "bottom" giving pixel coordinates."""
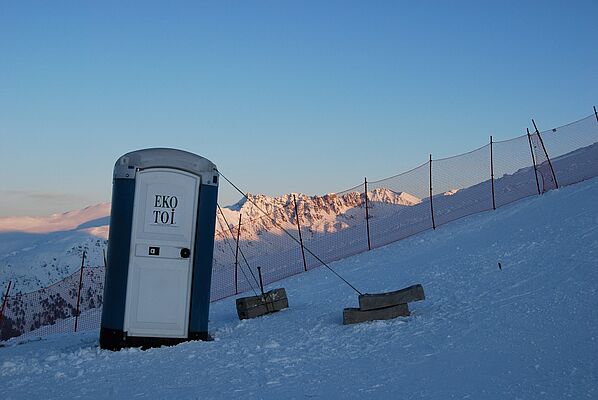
[{"left": 124, "top": 168, "right": 200, "bottom": 338}]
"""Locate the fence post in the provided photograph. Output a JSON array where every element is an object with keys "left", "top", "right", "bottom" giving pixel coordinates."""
[
  {"left": 0, "top": 280, "right": 12, "bottom": 331},
  {"left": 532, "top": 119, "right": 559, "bottom": 189},
  {"left": 364, "top": 177, "right": 372, "bottom": 250},
  {"left": 293, "top": 195, "right": 308, "bottom": 271},
  {"left": 257, "top": 267, "right": 265, "bottom": 297},
  {"left": 594, "top": 106, "right": 598, "bottom": 124},
  {"left": 429, "top": 154, "right": 436, "bottom": 230},
  {"left": 490, "top": 136, "right": 496, "bottom": 210},
  {"left": 74, "top": 250, "right": 86, "bottom": 333},
  {"left": 234, "top": 214, "right": 242, "bottom": 295},
  {"left": 527, "top": 128, "right": 542, "bottom": 195}
]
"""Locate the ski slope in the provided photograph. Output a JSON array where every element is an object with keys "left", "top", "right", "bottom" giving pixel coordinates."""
[{"left": 1, "top": 177, "right": 597, "bottom": 399}]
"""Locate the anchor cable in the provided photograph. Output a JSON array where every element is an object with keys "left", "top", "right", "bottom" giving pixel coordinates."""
[
  {"left": 216, "top": 205, "right": 260, "bottom": 296},
  {"left": 216, "top": 205, "right": 261, "bottom": 290},
  {"left": 215, "top": 216, "right": 258, "bottom": 297}
]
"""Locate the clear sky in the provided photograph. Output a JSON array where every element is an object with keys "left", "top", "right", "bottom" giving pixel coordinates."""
[{"left": 1, "top": 1, "right": 597, "bottom": 217}]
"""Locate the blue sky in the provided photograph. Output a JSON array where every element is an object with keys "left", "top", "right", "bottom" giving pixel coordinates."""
[{"left": 1, "top": 1, "right": 597, "bottom": 217}]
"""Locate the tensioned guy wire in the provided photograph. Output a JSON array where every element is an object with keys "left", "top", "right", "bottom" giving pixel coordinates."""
[
  {"left": 215, "top": 208, "right": 259, "bottom": 297},
  {"left": 216, "top": 169, "right": 363, "bottom": 296},
  {"left": 216, "top": 204, "right": 262, "bottom": 295}
]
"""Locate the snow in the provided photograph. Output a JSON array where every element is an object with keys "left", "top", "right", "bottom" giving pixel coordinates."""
[
  {"left": 0, "top": 232, "right": 107, "bottom": 293},
  {"left": 1, "top": 177, "right": 597, "bottom": 399},
  {"left": 0, "top": 203, "right": 111, "bottom": 235},
  {"left": 0, "top": 203, "right": 110, "bottom": 292}
]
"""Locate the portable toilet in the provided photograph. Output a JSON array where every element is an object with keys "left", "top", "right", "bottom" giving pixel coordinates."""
[{"left": 100, "top": 148, "right": 219, "bottom": 350}]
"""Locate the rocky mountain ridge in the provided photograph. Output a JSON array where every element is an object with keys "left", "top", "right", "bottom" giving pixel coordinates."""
[{"left": 219, "top": 188, "right": 421, "bottom": 237}]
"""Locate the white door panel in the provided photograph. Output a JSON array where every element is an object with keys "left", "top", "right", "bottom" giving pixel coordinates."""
[{"left": 124, "top": 168, "right": 199, "bottom": 338}]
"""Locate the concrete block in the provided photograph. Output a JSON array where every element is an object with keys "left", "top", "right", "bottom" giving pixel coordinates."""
[
  {"left": 358, "top": 284, "right": 425, "bottom": 311},
  {"left": 236, "top": 288, "right": 289, "bottom": 320},
  {"left": 343, "top": 303, "right": 410, "bottom": 325}
]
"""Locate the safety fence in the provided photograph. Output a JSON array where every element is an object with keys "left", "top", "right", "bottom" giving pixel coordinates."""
[{"left": 1, "top": 111, "right": 598, "bottom": 341}]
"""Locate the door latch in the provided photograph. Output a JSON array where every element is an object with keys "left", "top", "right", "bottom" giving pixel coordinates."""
[{"left": 180, "top": 248, "right": 191, "bottom": 258}]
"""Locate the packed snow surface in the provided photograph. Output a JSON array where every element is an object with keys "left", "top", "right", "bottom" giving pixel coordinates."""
[{"left": 1, "top": 178, "right": 597, "bottom": 399}]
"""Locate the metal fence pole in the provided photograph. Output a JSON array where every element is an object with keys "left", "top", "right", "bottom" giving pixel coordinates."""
[
  {"left": 364, "top": 177, "right": 372, "bottom": 250},
  {"left": 257, "top": 267, "right": 265, "bottom": 297},
  {"left": 234, "top": 214, "right": 242, "bottom": 295},
  {"left": 490, "top": 135, "right": 496, "bottom": 210},
  {"left": 429, "top": 154, "right": 436, "bottom": 230},
  {"left": 74, "top": 251, "right": 86, "bottom": 332},
  {"left": 0, "top": 280, "right": 12, "bottom": 331},
  {"left": 293, "top": 195, "right": 308, "bottom": 272},
  {"left": 527, "top": 128, "right": 542, "bottom": 195},
  {"left": 532, "top": 119, "right": 559, "bottom": 189}
]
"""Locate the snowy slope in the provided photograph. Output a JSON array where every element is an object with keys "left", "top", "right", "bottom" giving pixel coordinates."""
[
  {"left": 0, "top": 231, "right": 107, "bottom": 293},
  {"left": 1, "top": 177, "right": 597, "bottom": 399},
  {"left": 0, "top": 203, "right": 110, "bottom": 292},
  {"left": 0, "top": 203, "right": 111, "bottom": 235}
]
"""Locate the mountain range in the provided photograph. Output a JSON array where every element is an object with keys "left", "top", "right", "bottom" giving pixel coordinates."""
[{"left": 0, "top": 188, "right": 422, "bottom": 293}]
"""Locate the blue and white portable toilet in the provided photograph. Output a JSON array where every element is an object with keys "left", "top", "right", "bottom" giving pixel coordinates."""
[{"left": 100, "top": 148, "right": 219, "bottom": 350}]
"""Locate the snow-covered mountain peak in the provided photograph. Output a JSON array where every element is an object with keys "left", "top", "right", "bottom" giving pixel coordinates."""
[
  {"left": 217, "top": 188, "right": 422, "bottom": 240},
  {"left": 227, "top": 189, "right": 421, "bottom": 220},
  {"left": 0, "top": 203, "right": 111, "bottom": 234},
  {"left": 368, "top": 187, "right": 422, "bottom": 205}
]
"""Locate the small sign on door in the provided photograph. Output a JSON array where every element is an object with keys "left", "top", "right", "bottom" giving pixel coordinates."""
[{"left": 149, "top": 246, "right": 160, "bottom": 256}]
